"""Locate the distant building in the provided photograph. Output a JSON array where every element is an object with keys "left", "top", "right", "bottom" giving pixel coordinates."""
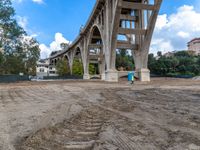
[
  {"left": 36, "top": 59, "right": 49, "bottom": 77},
  {"left": 188, "top": 38, "right": 200, "bottom": 55},
  {"left": 163, "top": 51, "right": 177, "bottom": 57},
  {"left": 36, "top": 59, "right": 58, "bottom": 78}
]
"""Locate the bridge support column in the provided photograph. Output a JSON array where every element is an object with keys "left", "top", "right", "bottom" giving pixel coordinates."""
[
  {"left": 135, "top": 68, "right": 150, "bottom": 82},
  {"left": 134, "top": 50, "right": 150, "bottom": 82},
  {"left": 83, "top": 59, "right": 90, "bottom": 80},
  {"left": 99, "top": 55, "right": 106, "bottom": 81},
  {"left": 83, "top": 74, "right": 90, "bottom": 80},
  {"left": 105, "top": 70, "right": 118, "bottom": 82},
  {"left": 69, "top": 61, "right": 73, "bottom": 75},
  {"left": 83, "top": 61, "right": 90, "bottom": 80},
  {"left": 101, "top": 73, "right": 106, "bottom": 80}
]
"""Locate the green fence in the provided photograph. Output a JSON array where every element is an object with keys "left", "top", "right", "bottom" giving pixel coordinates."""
[{"left": 0, "top": 75, "right": 29, "bottom": 83}]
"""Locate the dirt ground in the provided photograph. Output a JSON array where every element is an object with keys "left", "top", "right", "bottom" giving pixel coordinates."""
[{"left": 0, "top": 78, "right": 200, "bottom": 150}]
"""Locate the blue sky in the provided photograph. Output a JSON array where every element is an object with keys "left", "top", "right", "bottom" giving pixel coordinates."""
[
  {"left": 12, "top": 0, "right": 200, "bottom": 58},
  {"left": 13, "top": 0, "right": 96, "bottom": 44}
]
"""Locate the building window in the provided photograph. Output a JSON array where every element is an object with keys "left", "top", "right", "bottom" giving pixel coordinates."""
[
  {"left": 40, "top": 68, "right": 44, "bottom": 72},
  {"left": 49, "top": 71, "right": 56, "bottom": 74}
]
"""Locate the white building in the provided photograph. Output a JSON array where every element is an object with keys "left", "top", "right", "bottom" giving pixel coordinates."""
[
  {"left": 36, "top": 59, "right": 49, "bottom": 77},
  {"left": 48, "top": 65, "right": 58, "bottom": 77},
  {"left": 188, "top": 38, "right": 200, "bottom": 55},
  {"left": 36, "top": 59, "right": 58, "bottom": 78}
]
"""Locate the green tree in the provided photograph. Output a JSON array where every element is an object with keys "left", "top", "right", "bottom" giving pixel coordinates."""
[
  {"left": 56, "top": 59, "right": 70, "bottom": 76},
  {"left": 148, "top": 51, "right": 200, "bottom": 77},
  {"left": 197, "top": 56, "right": 200, "bottom": 66},
  {"left": 174, "top": 51, "right": 190, "bottom": 57},
  {"left": 72, "top": 58, "right": 83, "bottom": 75},
  {"left": 89, "top": 64, "right": 96, "bottom": 75},
  {"left": 0, "top": 0, "right": 24, "bottom": 54},
  {"left": 116, "top": 49, "right": 134, "bottom": 71},
  {"left": 157, "top": 51, "right": 162, "bottom": 57},
  {"left": 19, "top": 37, "right": 40, "bottom": 75},
  {"left": 0, "top": 52, "right": 4, "bottom": 73},
  {"left": 0, "top": 52, "right": 3, "bottom": 64},
  {"left": 0, "top": 0, "right": 40, "bottom": 75}
]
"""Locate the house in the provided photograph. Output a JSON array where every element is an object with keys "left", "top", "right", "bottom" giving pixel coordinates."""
[
  {"left": 163, "top": 51, "right": 176, "bottom": 57},
  {"left": 188, "top": 38, "right": 200, "bottom": 55},
  {"left": 36, "top": 59, "right": 58, "bottom": 78},
  {"left": 36, "top": 59, "right": 49, "bottom": 78}
]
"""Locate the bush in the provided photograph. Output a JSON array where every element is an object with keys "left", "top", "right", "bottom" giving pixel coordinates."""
[{"left": 148, "top": 51, "right": 200, "bottom": 77}]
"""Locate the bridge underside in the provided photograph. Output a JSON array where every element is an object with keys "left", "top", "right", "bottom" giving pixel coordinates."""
[{"left": 50, "top": 0, "right": 162, "bottom": 82}]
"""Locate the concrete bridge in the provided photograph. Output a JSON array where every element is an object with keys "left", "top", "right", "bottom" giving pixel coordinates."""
[{"left": 49, "top": 0, "right": 162, "bottom": 82}]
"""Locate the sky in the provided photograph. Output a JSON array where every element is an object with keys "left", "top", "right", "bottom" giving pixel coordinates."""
[{"left": 12, "top": 0, "right": 200, "bottom": 58}]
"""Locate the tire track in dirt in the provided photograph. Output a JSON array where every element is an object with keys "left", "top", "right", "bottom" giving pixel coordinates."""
[
  {"left": 0, "top": 90, "right": 12, "bottom": 105},
  {"left": 104, "top": 125, "right": 143, "bottom": 150},
  {"left": 16, "top": 106, "right": 112, "bottom": 150}
]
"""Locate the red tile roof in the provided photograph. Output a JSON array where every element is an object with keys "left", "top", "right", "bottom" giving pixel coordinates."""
[{"left": 188, "top": 38, "right": 200, "bottom": 44}]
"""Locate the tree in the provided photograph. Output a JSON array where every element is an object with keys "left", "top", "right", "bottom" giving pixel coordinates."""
[
  {"left": 0, "top": 52, "right": 4, "bottom": 73},
  {"left": 148, "top": 50, "right": 200, "bottom": 77},
  {"left": 0, "top": 0, "right": 40, "bottom": 75},
  {"left": 157, "top": 51, "right": 162, "bottom": 57},
  {"left": 60, "top": 43, "right": 69, "bottom": 50},
  {"left": 89, "top": 63, "right": 96, "bottom": 75},
  {"left": 116, "top": 49, "right": 134, "bottom": 71},
  {"left": 174, "top": 51, "right": 190, "bottom": 57},
  {"left": 0, "top": 0, "right": 25, "bottom": 54},
  {"left": 72, "top": 58, "right": 83, "bottom": 75},
  {"left": 197, "top": 56, "right": 200, "bottom": 66},
  {"left": 56, "top": 59, "right": 70, "bottom": 76},
  {"left": 19, "top": 36, "right": 40, "bottom": 75}
]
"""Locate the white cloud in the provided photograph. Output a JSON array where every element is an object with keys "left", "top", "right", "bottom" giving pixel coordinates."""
[
  {"left": 12, "top": 0, "right": 23, "bottom": 3},
  {"left": 151, "top": 39, "right": 174, "bottom": 54},
  {"left": 155, "top": 14, "right": 168, "bottom": 30},
  {"left": 39, "top": 33, "right": 71, "bottom": 59},
  {"left": 16, "top": 16, "right": 39, "bottom": 38},
  {"left": 17, "top": 16, "right": 28, "bottom": 30},
  {"left": 151, "top": 5, "right": 200, "bottom": 54},
  {"left": 177, "top": 31, "right": 190, "bottom": 38},
  {"left": 32, "top": 0, "right": 44, "bottom": 4},
  {"left": 12, "top": 0, "right": 44, "bottom": 4},
  {"left": 50, "top": 33, "right": 70, "bottom": 50},
  {"left": 39, "top": 44, "right": 51, "bottom": 59}
]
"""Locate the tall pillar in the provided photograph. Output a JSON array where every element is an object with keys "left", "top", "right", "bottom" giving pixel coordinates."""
[
  {"left": 105, "top": 46, "right": 118, "bottom": 82},
  {"left": 104, "top": 0, "right": 120, "bottom": 82},
  {"left": 68, "top": 53, "right": 73, "bottom": 75},
  {"left": 83, "top": 38, "right": 90, "bottom": 80},
  {"left": 133, "top": 0, "right": 162, "bottom": 82},
  {"left": 99, "top": 52, "right": 106, "bottom": 80},
  {"left": 133, "top": 50, "right": 150, "bottom": 82},
  {"left": 83, "top": 56, "right": 90, "bottom": 80},
  {"left": 133, "top": 7, "right": 150, "bottom": 82}
]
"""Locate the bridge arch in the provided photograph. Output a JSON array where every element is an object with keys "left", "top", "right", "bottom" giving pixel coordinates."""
[
  {"left": 89, "top": 24, "right": 104, "bottom": 45},
  {"left": 88, "top": 25, "right": 105, "bottom": 80},
  {"left": 63, "top": 54, "right": 70, "bottom": 74},
  {"left": 72, "top": 47, "right": 84, "bottom": 76}
]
